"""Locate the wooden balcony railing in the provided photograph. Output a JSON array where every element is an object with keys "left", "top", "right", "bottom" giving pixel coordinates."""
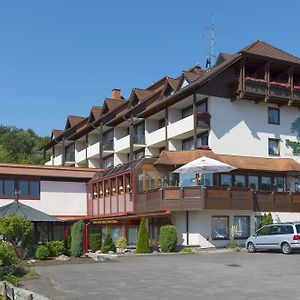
[
  {"left": 197, "top": 112, "right": 211, "bottom": 131},
  {"left": 135, "top": 186, "right": 300, "bottom": 214}
]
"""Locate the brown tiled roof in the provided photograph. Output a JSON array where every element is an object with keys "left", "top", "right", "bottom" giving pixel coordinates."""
[
  {"left": 67, "top": 115, "right": 86, "bottom": 128},
  {"left": 104, "top": 98, "right": 128, "bottom": 111},
  {"left": 91, "top": 106, "right": 102, "bottom": 120},
  {"left": 51, "top": 130, "right": 63, "bottom": 139},
  {"left": 183, "top": 71, "right": 203, "bottom": 83},
  {"left": 134, "top": 88, "right": 156, "bottom": 101},
  {"left": 145, "top": 77, "right": 167, "bottom": 91},
  {"left": 241, "top": 40, "right": 300, "bottom": 64},
  {"left": 155, "top": 150, "right": 300, "bottom": 173},
  {"left": 167, "top": 77, "right": 180, "bottom": 90}
]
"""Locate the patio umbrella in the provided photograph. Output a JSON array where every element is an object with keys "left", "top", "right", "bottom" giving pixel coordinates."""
[{"left": 173, "top": 156, "right": 236, "bottom": 185}]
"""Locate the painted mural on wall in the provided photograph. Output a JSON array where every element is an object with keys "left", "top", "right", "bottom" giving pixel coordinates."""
[{"left": 286, "top": 117, "right": 300, "bottom": 155}]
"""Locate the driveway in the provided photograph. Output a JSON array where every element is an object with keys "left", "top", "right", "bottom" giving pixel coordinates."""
[{"left": 22, "top": 252, "right": 300, "bottom": 300}]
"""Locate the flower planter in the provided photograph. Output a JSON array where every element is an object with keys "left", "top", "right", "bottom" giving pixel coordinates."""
[
  {"left": 244, "top": 79, "right": 267, "bottom": 96},
  {"left": 270, "top": 84, "right": 290, "bottom": 99}
]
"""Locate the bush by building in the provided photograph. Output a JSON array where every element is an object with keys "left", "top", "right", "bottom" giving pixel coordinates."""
[
  {"left": 70, "top": 220, "right": 84, "bottom": 257},
  {"left": 136, "top": 217, "right": 150, "bottom": 253},
  {"left": 64, "top": 235, "right": 71, "bottom": 256},
  {"left": 0, "top": 242, "right": 18, "bottom": 266},
  {"left": 46, "top": 241, "right": 65, "bottom": 257},
  {"left": 89, "top": 233, "right": 101, "bottom": 252},
  {"left": 159, "top": 225, "right": 177, "bottom": 252},
  {"left": 116, "top": 236, "right": 127, "bottom": 250},
  {"left": 101, "top": 234, "right": 116, "bottom": 253},
  {"left": 35, "top": 245, "right": 50, "bottom": 260}
]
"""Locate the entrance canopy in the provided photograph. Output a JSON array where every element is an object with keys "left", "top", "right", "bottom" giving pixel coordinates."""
[{"left": 0, "top": 200, "right": 58, "bottom": 222}]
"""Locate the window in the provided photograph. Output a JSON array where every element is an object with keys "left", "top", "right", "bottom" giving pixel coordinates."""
[
  {"left": 249, "top": 176, "right": 259, "bottom": 190},
  {"left": 110, "top": 226, "right": 122, "bottom": 245},
  {"left": 65, "top": 143, "right": 75, "bottom": 162},
  {"left": 182, "top": 137, "right": 194, "bottom": 150},
  {"left": 234, "top": 216, "right": 250, "bottom": 239},
  {"left": 103, "top": 156, "right": 114, "bottom": 169},
  {"left": 234, "top": 175, "right": 246, "bottom": 187},
  {"left": 0, "top": 179, "right": 40, "bottom": 199},
  {"left": 133, "top": 149, "right": 145, "bottom": 160},
  {"left": 133, "top": 122, "right": 145, "bottom": 144},
  {"left": 274, "top": 176, "right": 286, "bottom": 192},
  {"left": 196, "top": 134, "right": 208, "bottom": 147},
  {"left": 3, "top": 180, "right": 14, "bottom": 197},
  {"left": 197, "top": 101, "right": 208, "bottom": 113},
  {"left": 158, "top": 118, "right": 165, "bottom": 129},
  {"left": 220, "top": 174, "right": 232, "bottom": 187},
  {"left": 268, "top": 107, "right": 280, "bottom": 125},
  {"left": 103, "top": 129, "right": 114, "bottom": 150},
  {"left": 256, "top": 226, "right": 270, "bottom": 236},
  {"left": 261, "top": 176, "right": 271, "bottom": 191},
  {"left": 182, "top": 106, "right": 193, "bottom": 119},
  {"left": 268, "top": 138, "right": 280, "bottom": 155},
  {"left": 212, "top": 216, "right": 229, "bottom": 240},
  {"left": 180, "top": 78, "right": 189, "bottom": 90},
  {"left": 127, "top": 225, "right": 138, "bottom": 245}
]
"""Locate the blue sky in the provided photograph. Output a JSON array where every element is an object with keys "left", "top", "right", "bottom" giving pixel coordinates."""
[{"left": 0, "top": 0, "right": 299, "bottom": 136}]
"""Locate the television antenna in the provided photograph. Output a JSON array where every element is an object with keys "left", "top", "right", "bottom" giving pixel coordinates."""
[{"left": 201, "top": 14, "right": 222, "bottom": 68}]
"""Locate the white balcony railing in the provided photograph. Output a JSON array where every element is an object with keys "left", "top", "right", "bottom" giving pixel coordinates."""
[
  {"left": 167, "top": 115, "right": 194, "bottom": 139},
  {"left": 115, "top": 135, "right": 130, "bottom": 153},
  {"left": 75, "top": 148, "right": 86, "bottom": 163},
  {"left": 87, "top": 142, "right": 100, "bottom": 159},
  {"left": 145, "top": 127, "right": 165, "bottom": 147}
]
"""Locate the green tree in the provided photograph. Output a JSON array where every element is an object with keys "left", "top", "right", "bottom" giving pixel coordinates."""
[
  {"left": 136, "top": 217, "right": 150, "bottom": 253},
  {"left": 159, "top": 225, "right": 177, "bottom": 252},
  {"left": 101, "top": 234, "right": 116, "bottom": 253},
  {"left": 0, "top": 125, "right": 50, "bottom": 164},
  {"left": 0, "top": 215, "right": 32, "bottom": 258},
  {"left": 260, "top": 213, "right": 273, "bottom": 228},
  {"left": 70, "top": 220, "right": 84, "bottom": 257}
]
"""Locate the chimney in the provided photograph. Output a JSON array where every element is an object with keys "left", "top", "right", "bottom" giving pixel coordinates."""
[{"left": 111, "top": 88, "right": 121, "bottom": 100}]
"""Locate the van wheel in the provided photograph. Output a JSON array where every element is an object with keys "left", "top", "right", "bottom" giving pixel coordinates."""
[
  {"left": 247, "top": 242, "right": 256, "bottom": 253},
  {"left": 281, "top": 242, "right": 292, "bottom": 255}
]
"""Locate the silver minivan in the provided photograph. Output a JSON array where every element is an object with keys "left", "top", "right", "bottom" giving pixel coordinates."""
[{"left": 246, "top": 223, "right": 300, "bottom": 254}]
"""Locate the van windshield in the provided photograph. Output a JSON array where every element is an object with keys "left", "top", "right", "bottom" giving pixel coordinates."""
[{"left": 296, "top": 225, "right": 300, "bottom": 234}]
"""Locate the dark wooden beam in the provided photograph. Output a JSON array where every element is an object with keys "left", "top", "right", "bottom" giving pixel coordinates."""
[
  {"left": 85, "top": 134, "right": 88, "bottom": 168},
  {"left": 193, "top": 92, "right": 198, "bottom": 149},
  {"left": 129, "top": 114, "right": 134, "bottom": 161},
  {"left": 61, "top": 139, "right": 65, "bottom": 166},
  {"left": 165, "top": 108, "right": 169, "bottom": 150},
  {"left": 289, "top": 66, "right": 294, "bottom": 106},
  {"left": 264, "top": 61, "right": 270, "bottom": 102},
  {"left": 99, "top": 124, "right": 103, "bottom": 168}
]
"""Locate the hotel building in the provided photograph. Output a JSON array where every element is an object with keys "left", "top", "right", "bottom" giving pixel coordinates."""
[{"left": 31, "top": 40, "right": 300, "bottom": 248}]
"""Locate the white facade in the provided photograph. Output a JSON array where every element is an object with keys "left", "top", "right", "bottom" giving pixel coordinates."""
[
  {"left": 209, "top": 96, "right": 300, "bottom": 159},
  {"left": 0, "top": 181, "right": 87, "bottom": 218}
]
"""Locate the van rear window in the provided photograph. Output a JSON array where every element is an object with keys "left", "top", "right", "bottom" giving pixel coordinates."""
[{"left": 296, "top": 225, "right": 300, "bottom": 234}]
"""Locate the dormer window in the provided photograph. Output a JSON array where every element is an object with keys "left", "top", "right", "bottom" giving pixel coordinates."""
[{"left": 180, "top": 78, "right": 189, "bottom": 90}]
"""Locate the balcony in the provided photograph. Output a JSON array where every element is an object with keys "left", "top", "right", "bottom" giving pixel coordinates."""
[
  {"left": 244, "top": 77, "right": 267, "bottom": 98},
  {"left": 168, "top": 115, "right": 194, "bottom": 139},
  {"left": 76, "top": 148, "right": 86, "bottom": 163},
  {"left": 197, "top": 112, "right": 211, "bottom": 131},
  {"left": 115, "top": 135, "right": 130, "bottom": 153},
  {"left": 87, "top": 142, "right": 100, "bottom": 159},
  {"left": 145, "top": 127, "right": 165, "bottom": 147},
  {"left": 135, "top": 186, "right": 300, "bottom": 213}
]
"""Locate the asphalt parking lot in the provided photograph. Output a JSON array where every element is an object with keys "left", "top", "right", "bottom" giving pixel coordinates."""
[{"left": 22, "top": 251, "right": 300, "bottom": 300}]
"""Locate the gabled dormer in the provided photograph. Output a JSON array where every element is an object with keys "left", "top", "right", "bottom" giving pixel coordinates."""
[
  {"left": 129, "top": 88, "right": 155, "bottom": 108},
  {"left": 88, "top": 106, "right": 102, "bottom": 124},
  {"left": 159, "top": 77, "right": 179, "bottom": 100},
  {"left": 64, "top": 115, "right": 86, "bottom": 131}
]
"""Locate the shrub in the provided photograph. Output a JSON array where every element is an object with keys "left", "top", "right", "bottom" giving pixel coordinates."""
[
  {"left": 136, "top": 217, "right": 150, "bottom": 253},
  {"left": 116, "top": 236, "right": 127, "bottom": 250},
  {"left": 180, "top": 248, "right": 192, "bottom": 253},
  {"left": 227, "top": 240, "right": 240, "bottom": 251},
  {"left": 64, "top": 236, "right": 71, "bottom": 256},
  {"left": 70, "top": 220, "right": 84, "bottom": 257},
  {"left": 3, "top": 273, "right": 18, "bottom": 286},
  {"left": 159, "top": 225, "right": 177, "bottom": 253},
  {"left": 46, "top": 241, "right": 65, "bottom": 257},
  {"left": 89, "top": 233, "right": 101, "bottom": 252},
  {"left": 0, "top": 242, "right": 18, "bottom": 266},
  {"left": 101, "top": 234, "right": 116, "bottom": 254},
  {"left": 35, "top": 245, "right": 50, "bottom": 260}
]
